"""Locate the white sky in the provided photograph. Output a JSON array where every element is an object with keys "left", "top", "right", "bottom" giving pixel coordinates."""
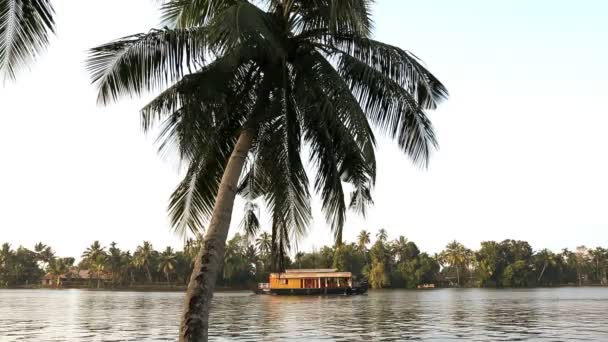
[{"left": 1, "top": 0, "right": 607, "bottom": 259}]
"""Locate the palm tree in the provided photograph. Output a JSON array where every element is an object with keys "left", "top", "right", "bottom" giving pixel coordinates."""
[
  {"left": 357, "top": 230, "right": 370, "bottom": 253},
  {"left": 90, "top": 254, "right": 107, "bottom": 288},
  {"left": 158, "top": 247, "right": 177, "bottom": 284},
  {"left": 0, "top": 0, "right": 56, "bottom": 81},
  {"left": 81, "top": 241, "right": 106, "bottom": 267},
  {"left": 34, "top": 242, "right": 54, "bottom": 269},
  {"left": 535, "top": 249, "right": 556, "bottom": 284},
  {"left": 107, "top": 242, "right": 123, "bottom": 286},
  {"left": 588, "top": 247, "right": 606, "bottom": 284},
  {"left": 376, "top": 229, "right": 389, "bottom": 244},
  {"left": 184, "top": 235, "right": 203, "bottom": 261},
  {"left": 87, "top": 1, "right": 447, "bottom": 340},
  {"left": 255, "top": 231, "right": 272, "bottom": 258},
  {"left": 440, "top": 240, "right": 468, "bottom": 286},
  {"left": 82, "top": 240, "right": 106, "bottom": 260},
  {"left": 134, "top": 241, "right": 155, "bottom": 283},
  {"left": 47, "top": 257, "right": 69, "bottom": 288}
]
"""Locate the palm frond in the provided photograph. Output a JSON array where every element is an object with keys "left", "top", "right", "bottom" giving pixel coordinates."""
[
  {"left": 167, "top": 123, "right": 238, "bottom": 237},
  {"left": 0, "top": 0, "right": 55, "bottom": 81},
  {"left": 261, "top": 91, "right": 312, "bottom": 244},
  {"left": 207, "top": 2, "right": 285, "bottom": 59},
  {"left": 292, "top": 0, "right": 374, "bottom": 37},
  {"left": 86, "top": 27, "right": 207, "bottom": 105},
  {"left": 338, "top": 53, "right": 438, "bottom": 167},
  {"left": 331, "top": 35, "right": 448, "bottom": 109},
  {"left": 161, "top": 0, "right": 236, "bottom": 28}
]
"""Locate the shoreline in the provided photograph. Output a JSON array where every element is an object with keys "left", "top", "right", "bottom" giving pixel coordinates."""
[{"left": 3, "top": 284, "right": 607, "bottom": 292}]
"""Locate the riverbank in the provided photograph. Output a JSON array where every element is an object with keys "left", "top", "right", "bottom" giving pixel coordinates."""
[
  {"left": 4, "top": 284, "right": 607, "bottom": 293},
  {"left": 2, "top": 285, "right": 252, "bottom": 292}
]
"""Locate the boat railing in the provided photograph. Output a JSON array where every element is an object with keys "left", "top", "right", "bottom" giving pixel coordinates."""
[{"left": 258, "top": 283, "right": 271, "bottom": 289}]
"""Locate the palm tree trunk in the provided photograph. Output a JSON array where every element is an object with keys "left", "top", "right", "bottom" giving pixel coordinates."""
[
  {"left": 456, "top": 267, "right": 460, "bottom": 286},
  {"left": 538, "top": 262, "right": 547, "bottom": 284},
  {"left": 146, "top": 266, "right": 152, "bottom": 283},
  {"left": 179, "top": 129, "right": 254, "bottom": 342}
]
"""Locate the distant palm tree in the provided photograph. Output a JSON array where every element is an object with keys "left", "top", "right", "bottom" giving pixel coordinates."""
[
  {"left": 440, "top": 240, "right": 468, "bottom": 286},
  {"left": 255, "top": 232, "right": 272, "bottom": 259},
  {"left": 34, "top": 242, "right": 54, "bottom": 268},
  {"left": 81, "top": 241, "right": 106, "bottom": 266},
  {"left": 107, "top": 242, "right": 123, "bottom": 286},
  {"left": 357, "top": 230, "right": 371, "bottom": 253},
  {"left": 134, "top": 241, "right": 154, "bottom": 282},
  {"left": 158, "top": 247, "right": 177, "bottom": 284},
  {"left": 0, "top": 0, "right": 56, "bottom": 81},
  {"left": 47, "top": 257, "right": 69, "bottom": 288},
  {"left": 535, "top": 249, "right": 556, "bottom": 284},
  {"left": 184, "top": 235, "right": 203, "bottom": 261},
  {"left": 376, "top": 229, "right": 388, "bottom": 244},
  {"left": 86, "top": 1, "right": 447, "bottom": 340},
  {"left": 589, "top": 247, "right": 607, "bottom": 284},
  {"left": 90, "top": 254, "right": 107, "bottom": 288}
]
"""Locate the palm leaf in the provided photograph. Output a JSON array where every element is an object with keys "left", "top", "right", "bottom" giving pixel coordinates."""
[
  {"left": 339, "top": 53, "right": 438, "bottom": 167},
  {"left": 161, "top": 0, "right": 236, "bottom": 27},
  {"left": 0, "top": 0, "right": 55, "bottom": 81},
  {"left": 331, "top": 35, "right": 448, "bottom": 109},
  {"left": 292, "top": 0, "right": 373, "bottom": 37},
  {"left": 86, "top": 27, "right": 207, "bottom": 105}
]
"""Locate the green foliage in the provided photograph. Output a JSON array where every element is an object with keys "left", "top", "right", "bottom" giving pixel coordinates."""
[
  {"left": 0, "top": 243, "right": 43, "bottom": 287},
  {"left": 3, "top": 233, "right": 608, "bottom": 289}
]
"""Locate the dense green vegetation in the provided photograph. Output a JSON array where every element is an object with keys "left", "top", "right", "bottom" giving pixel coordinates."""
[{"left": 2, "top": 231, "right": 606, "bottom": 289}]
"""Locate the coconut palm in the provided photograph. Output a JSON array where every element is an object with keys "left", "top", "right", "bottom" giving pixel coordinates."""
[
  {"left": 34, "top": 242, "right": 54, "bottom": 268},
  {"left": 376, "top": 229, "right": 388, "bottom": 244},
  {"left": 357, "top": 230, "right": 370, "bottom": 253},
  {"left": 90, "top": 254, "right": 107, "bottom": 288},
  {"left": 589, "top": 247, "right": 607, "bottom": 284},
  {"left": 184, "top": 235, "right": 203, "bottom": 261},
  {"left": 158, "top": 246, "right": 177, "bottom": 283},
  {"left": 81, "top": 241, "right": 106, "bottom": 267},
  {"left": 535, "top": 248, "right": 556, "bottom": 284},
  {"left": 255, "top": 231, "right": 272, "bottom": 259},
  {"left": 107, "top": 242, "right": 124, "bottom": 285},
  {"left": 134, "top": 241, "right": 154, "bottom": 282},
  {"left": 47, "top": 257, "right": 68, "bottom": 288},
  {"left": 0, "top": 0, "right": 56, "bottom": 81},
  {"left": 86, "top": 1, "right": 447, "bottom": 340},
  {"left": 440, "top": 240, "right": 468, "bottom": 286}
]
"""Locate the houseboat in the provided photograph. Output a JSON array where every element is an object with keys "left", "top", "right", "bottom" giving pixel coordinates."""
[{"left": 254, "top": 269, "right": 368, "bottom": 295}]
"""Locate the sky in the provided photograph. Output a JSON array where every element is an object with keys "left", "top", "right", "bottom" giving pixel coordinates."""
[{"left": 1, "top": 0, "right": 607, "bottom": 260}]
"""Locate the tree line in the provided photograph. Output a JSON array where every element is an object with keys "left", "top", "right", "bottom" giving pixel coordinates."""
[{"left": 1, "top": 230, "right": 606, "bottom": 289}]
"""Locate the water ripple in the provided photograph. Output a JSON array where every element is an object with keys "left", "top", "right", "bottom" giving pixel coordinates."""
[{"left": 1, "top": 288, "right": 608, "bottom": 341}]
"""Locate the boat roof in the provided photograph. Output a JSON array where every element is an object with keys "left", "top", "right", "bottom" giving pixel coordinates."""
[
  {"left": 285, "top": 269, "right": 338, "bottom": 273},
  {"left": 272, "top": 269, "right": 352, "bottom": 278}
]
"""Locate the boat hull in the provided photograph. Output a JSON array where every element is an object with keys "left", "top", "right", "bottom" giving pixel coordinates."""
[{"left": 254, "top": 285, "right": 368, "bottom": 296}]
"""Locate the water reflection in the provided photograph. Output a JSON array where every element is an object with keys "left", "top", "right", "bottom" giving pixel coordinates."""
[{"left": 1, "top": 288, "right": 608, "bottom": 341}]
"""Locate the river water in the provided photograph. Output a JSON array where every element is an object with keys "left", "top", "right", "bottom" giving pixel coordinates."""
[{"left": 0, "top": 288, "right": 607, "bottom": 341}]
